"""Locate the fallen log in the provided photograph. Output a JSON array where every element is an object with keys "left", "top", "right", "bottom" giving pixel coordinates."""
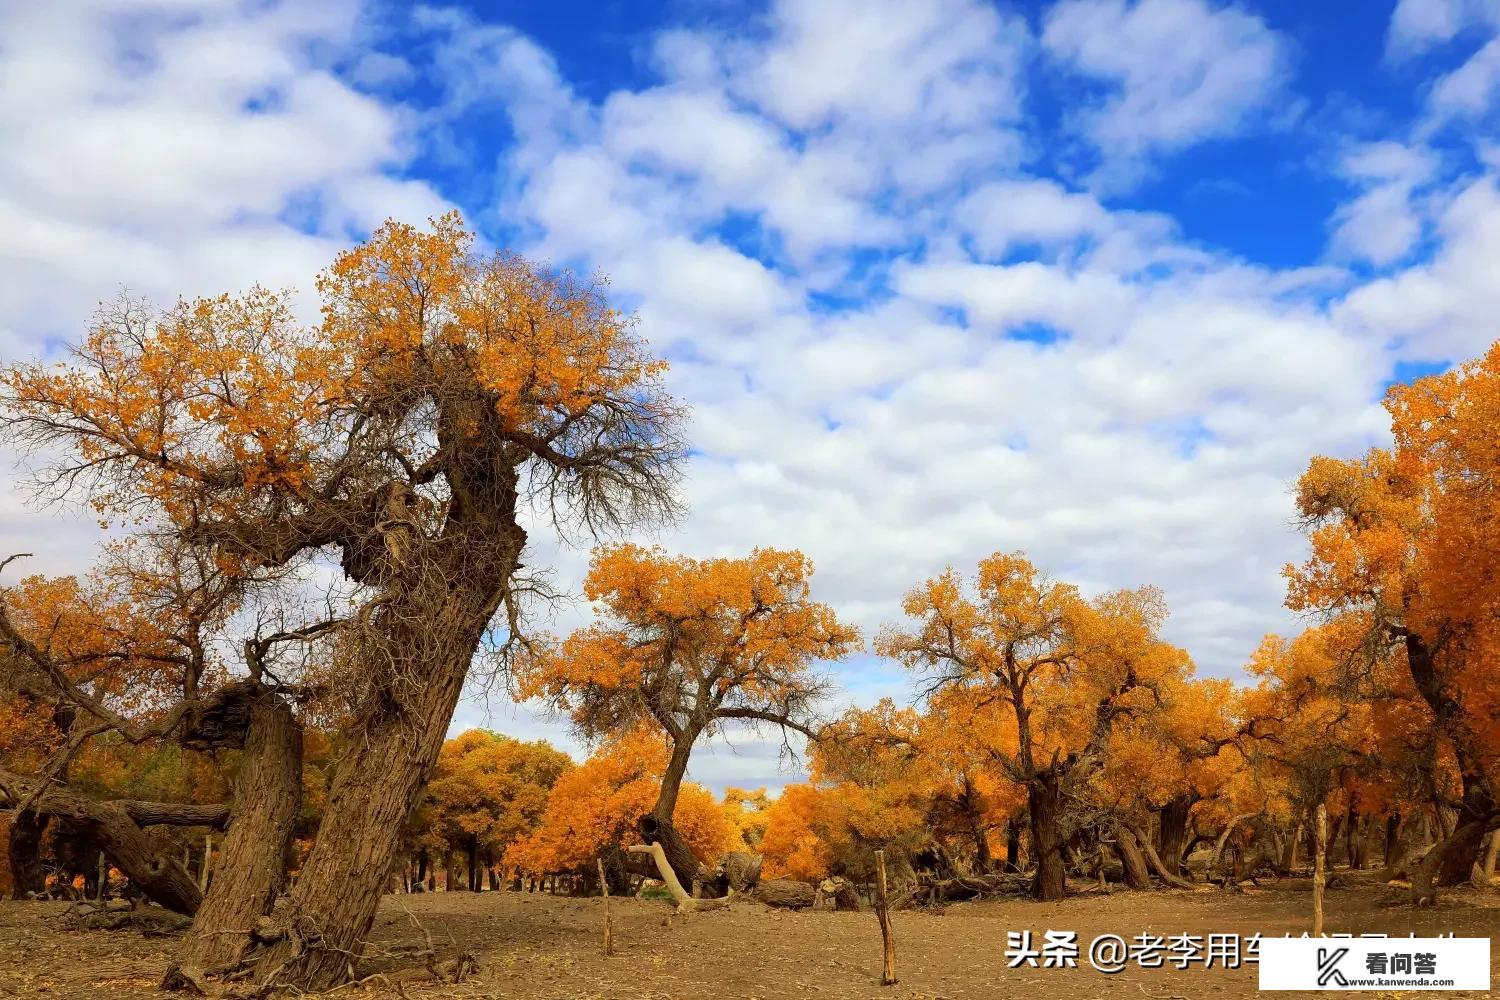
[
  {"left": 0, "top": 768, "right": 203, "bottom": 915},
  {"left": 919, "top": 871, "right": 1032, "bottom": 904},
  {"left": 750, "top": 878, "right": 816, "bottom": 909}
]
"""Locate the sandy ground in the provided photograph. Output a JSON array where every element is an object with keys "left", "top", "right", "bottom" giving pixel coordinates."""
[{"left": 0, "top": 873, "right": 1496, "bottom": 999}]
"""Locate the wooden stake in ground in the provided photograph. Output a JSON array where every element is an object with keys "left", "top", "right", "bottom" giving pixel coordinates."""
[
  {"left": 1312, "top": 802, "right": 1327, "bottom": 936},
  {"left": 874, "top": 849, "right": 897, "bottom": 986},
  {"left": 198, "top": 833, "right": 213, "bottom": 893},
  {"left": 597, "top": 859, "right": 614, "bottom": 956}
]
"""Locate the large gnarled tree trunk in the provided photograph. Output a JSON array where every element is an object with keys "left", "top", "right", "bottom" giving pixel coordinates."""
[
  {"left": 171, "top": 684, "right": 302, "bottom": 981},
  {"left": 250, "top": 579, "right": 512, "bottom": 992},
  {"left": 1027, "top": 771, "right": 1066, "bottom": 901},
  {"left": 1156, "top": 794, "right": 1195, "bottom": 876}
]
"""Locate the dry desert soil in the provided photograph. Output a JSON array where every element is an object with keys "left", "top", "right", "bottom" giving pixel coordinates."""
[{"left": 0, "top": 873, "right": 1496, "bottom": 999}]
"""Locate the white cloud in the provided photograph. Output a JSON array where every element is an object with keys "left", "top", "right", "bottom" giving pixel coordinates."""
[
  {"left": 1388, "top": 0, "right": 1500, "bottom": 57},
  {"left": 1337, "top": 176, "right": 1500, "bottom": 361},
  {"left": 744, "top": 0, "right": 1029, "bottom": 133},
  {"left": 1327, "top": 141, "right": 1439, "bottom": 267},
  {"left": 1388, "top": 0, "right": 1500, "bottom": 121},
  {"left": 1429, "top": 37, "right": 1500, "bottom": 117},
  {"left": 1042, "top": 0, "right": 1292, "bottom": 187}
]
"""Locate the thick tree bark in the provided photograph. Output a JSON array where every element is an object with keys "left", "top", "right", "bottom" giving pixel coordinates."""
[
  {"left": 247, "top": 583, "right": 508, "bottom": 993},
  {"left": 6, "top": 810, "right": 49, "bottom": 899},
  {"left": 1413, "top": 817, "right": 1494, "bottom": 904},
  {"left": 1382, "top": 813, "right": 1403, "bottom": 874},
  {"left": 1156, "top": 795, "right": 1193, "bottom": 877},
  {"left": 1027, "top": 772, "right": 1066, "bottom": 901},
  {"left": 1437, "top": 819, "right": 1487, "bottom": 886},
  {"left": 638, "top": 814, "right": 705, "bottom": 894},
  {"left": 751, "top": 878, "right": 816, "bottom": 909},
  {"left": 644, "top": 738, "right": 709, "bottom": 892},
  {"left": 1005, "top": 820, "right": 1021, "bottom": 872},
  {"left": 73, "top": 801, "right": 203, "bottom": 914},
  {"left": 1281, "top": 821, "right": 1300, "bottom": 873},
  {"left": 972, "top": 818, "right": 993, "bottom": 874},
  {"left": 171, "top": 687, "right": 302, "bottom": 980},
  {"left": 1207, "top": 813, "right": 1256, "bottom": 884},
  {"left": 1112, "top": 825, "right": 1153, "bottom": 890}
]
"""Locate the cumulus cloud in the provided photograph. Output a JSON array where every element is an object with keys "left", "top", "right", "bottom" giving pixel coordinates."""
[
  {"left": 1388, "top": 0, "right": 1500, "bottom": 122},
  {"left": 1388, "top": 0, "right": 1500, "bottom": 57},
  {"left": 1042, "top": 0, "right": 1293, "bottom": 188},
  {"left": 1327, "top": 141, "right": 1438, "bottom": 267}
]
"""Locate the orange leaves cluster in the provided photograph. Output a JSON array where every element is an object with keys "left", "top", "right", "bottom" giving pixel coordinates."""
[
  {"left": 504, "top": 729, "right": 737, "bottom": 876},
  {"left": 878, "top": 551, "right": 1202, "bottom": 779},
  {"left": 420, "top": 730, "right": 572, "bottom": 858},
  {"left": 1, "top": 211, "right": 675, "bottom": 539},
  {"left": 517, "top": 543, "right": 860, "bottom": 742},
  {"left": 320, "top": 214, "right": 666, "bottom": 436},
  {"left": 1284, "top": 343, "right": 1500, "bottom": 807}
]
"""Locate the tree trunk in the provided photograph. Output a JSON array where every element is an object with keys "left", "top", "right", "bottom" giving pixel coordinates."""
[
  {"left": 6, "top": 811, "right": 48, "bottom": 899},
  {"left": 1004, "top": 820, "right": 1021, "bottom": 873},
  {"left": 446, "top": 851, "right": 461, "bottom": 891},
  {"left": 1327, "top": 811, "right": 1346, "bottom": 867},
  {"left": 1156, "top": 795, "right": 1193, "bottom": 877},
  {"left": 248, "top": 590, "right": 506, "bottom": 993},
  {"left": 1412, "top": 818, "right": 1492, "bottom": 905},
  {"left": 1312, "top": 803, "right": 1326, "bottom": 936},
  {"left": 1208, "top": 813, "right": 1256, "bottom": 883},
  {"left": 171, "top": 687, "right": 302, "bottom": 980},
  {"left": 750, "top": 878, "right": 816, "bottom": 909},
  {"left": 467, "top": 840, "right": 481, "bottom": 892},
  {"left": 638, "top": 814, "right": 706, "bottom": 895},
  {"left": 1027, "top": 772, "right": 1066, "bottom": 901},
  {"left": 1383, "top": 814, "right": 1402, "bottom": 867},
  {"left": 1281, "top": 821, "right": 1300, "bottom": 873},
  {"left": 1130, "top": 822, "right": 1194, "bottom": 889},
  {"left": 1437, "top": 817, "right": 1488, "bottom": 886},
  {"left": 1477, "top": 831, "right": 1499, "bottom": 887},
  {"left": 972, "top": 818, "right": 992, "bottom": 874},
  {"left": 79, "top": 801, "right": 202, "bottom": 914},
  {"left": 646, "top": 738, "right": 707, "bottom": 891},
  {"left": 1112, "top": 825, "right": 1153, "bottom": 890}
]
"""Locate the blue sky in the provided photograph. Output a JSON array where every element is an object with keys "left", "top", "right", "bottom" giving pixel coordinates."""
[{"left": 2, "top": 0, "right": 1499, "bottom": 792}]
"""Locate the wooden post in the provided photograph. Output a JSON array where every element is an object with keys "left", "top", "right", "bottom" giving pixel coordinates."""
[
  {"left": 598, "top": 859, "right": 614, "bottom": 956},
  {"left": 96, "top": 852, "right": 108, "bottom": 901},
  {"left": 1313, "top": 802, "right": 1327, "bottom": 936},
  {"left": 199, "top": 833, "right": 213, "bottom": 892},
  {"left": 874, "top": 849, "right": 897, "bottom": 986}
]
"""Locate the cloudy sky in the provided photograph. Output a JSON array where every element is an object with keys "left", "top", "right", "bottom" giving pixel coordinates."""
[{"left": 3, "top": 0, "right": 1498, "bottom": 792}]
